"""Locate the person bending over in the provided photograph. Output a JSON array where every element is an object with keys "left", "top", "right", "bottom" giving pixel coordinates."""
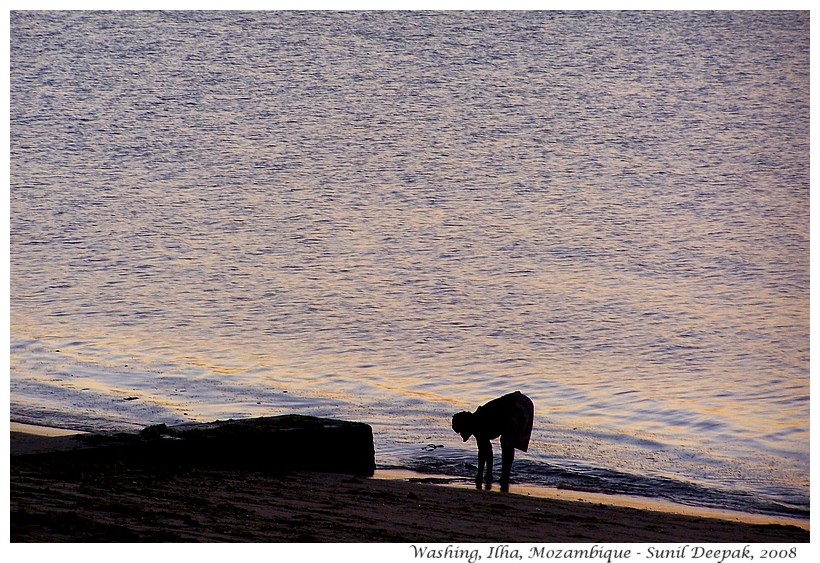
[{"left": 452, "top": 391, "right": 534, "bottom": 492}]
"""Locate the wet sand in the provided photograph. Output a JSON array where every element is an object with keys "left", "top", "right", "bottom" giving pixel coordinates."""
[{"left": 9, "top": 428, "right": 808, "bottom": 543}]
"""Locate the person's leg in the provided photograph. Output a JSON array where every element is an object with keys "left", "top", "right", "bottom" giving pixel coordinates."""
[
  {"left": 500, "top": 438, "right": 515, "bottom": 492},
  {"left": 477, "top": 438, "right": 493, "bottom": 489}
]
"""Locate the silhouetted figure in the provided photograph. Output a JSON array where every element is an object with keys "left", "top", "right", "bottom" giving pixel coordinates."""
[{"left": 452, "top": 391, "right": 534, "bottom": 492}]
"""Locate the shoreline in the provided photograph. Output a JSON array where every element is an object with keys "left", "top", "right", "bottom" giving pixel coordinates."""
[
  {"left": 11, "top": 421, "right": 809, "bottom": 531},
  {"left": 373, "top": 469, "right": 810, "bottom": 532},
  {"left": 10, "top": 424, "right": 809, "bottom": 543},
  {"left": 10, "top": 421, "right": 91, "bottom": 437}
]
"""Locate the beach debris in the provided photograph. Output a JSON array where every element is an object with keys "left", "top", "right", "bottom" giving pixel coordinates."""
[{"left": 422, "top": 444, "right": 444, "bottom": 451}]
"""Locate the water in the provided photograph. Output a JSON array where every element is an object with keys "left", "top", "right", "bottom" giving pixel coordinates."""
[{"left": 9, "top": 11, "right": 809, "bottom": 521}]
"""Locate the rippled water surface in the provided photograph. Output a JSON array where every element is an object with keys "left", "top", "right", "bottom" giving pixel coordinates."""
[{"left": 10, "top": 11, "right": 809, "bottom": 520}]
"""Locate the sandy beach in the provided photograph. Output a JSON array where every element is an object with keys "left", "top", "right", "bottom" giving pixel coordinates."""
[{"left": 9, "top": 428, "right": 808, "bottom": 543}]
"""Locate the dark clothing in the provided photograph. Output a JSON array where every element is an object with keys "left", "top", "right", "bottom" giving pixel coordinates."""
[
  {"left": 472, "top": 391, "right": 534, "bottom": 452},
  {"left": 453, "top": 391, "right": 534, "bottom": 491}
]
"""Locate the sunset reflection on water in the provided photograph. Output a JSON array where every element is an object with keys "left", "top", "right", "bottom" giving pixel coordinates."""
[{"left": 10, "top": 10, "right": 808, "bottom": 518}]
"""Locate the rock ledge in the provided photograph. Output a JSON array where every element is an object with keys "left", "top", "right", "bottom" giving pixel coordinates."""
[{"left": 16, "top": 415, "right": 376, "bottom": 476}]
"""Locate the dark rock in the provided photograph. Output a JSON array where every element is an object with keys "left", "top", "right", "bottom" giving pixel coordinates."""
[{"left": 15, "top": 415, "right": 376, "bottom": 476}]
